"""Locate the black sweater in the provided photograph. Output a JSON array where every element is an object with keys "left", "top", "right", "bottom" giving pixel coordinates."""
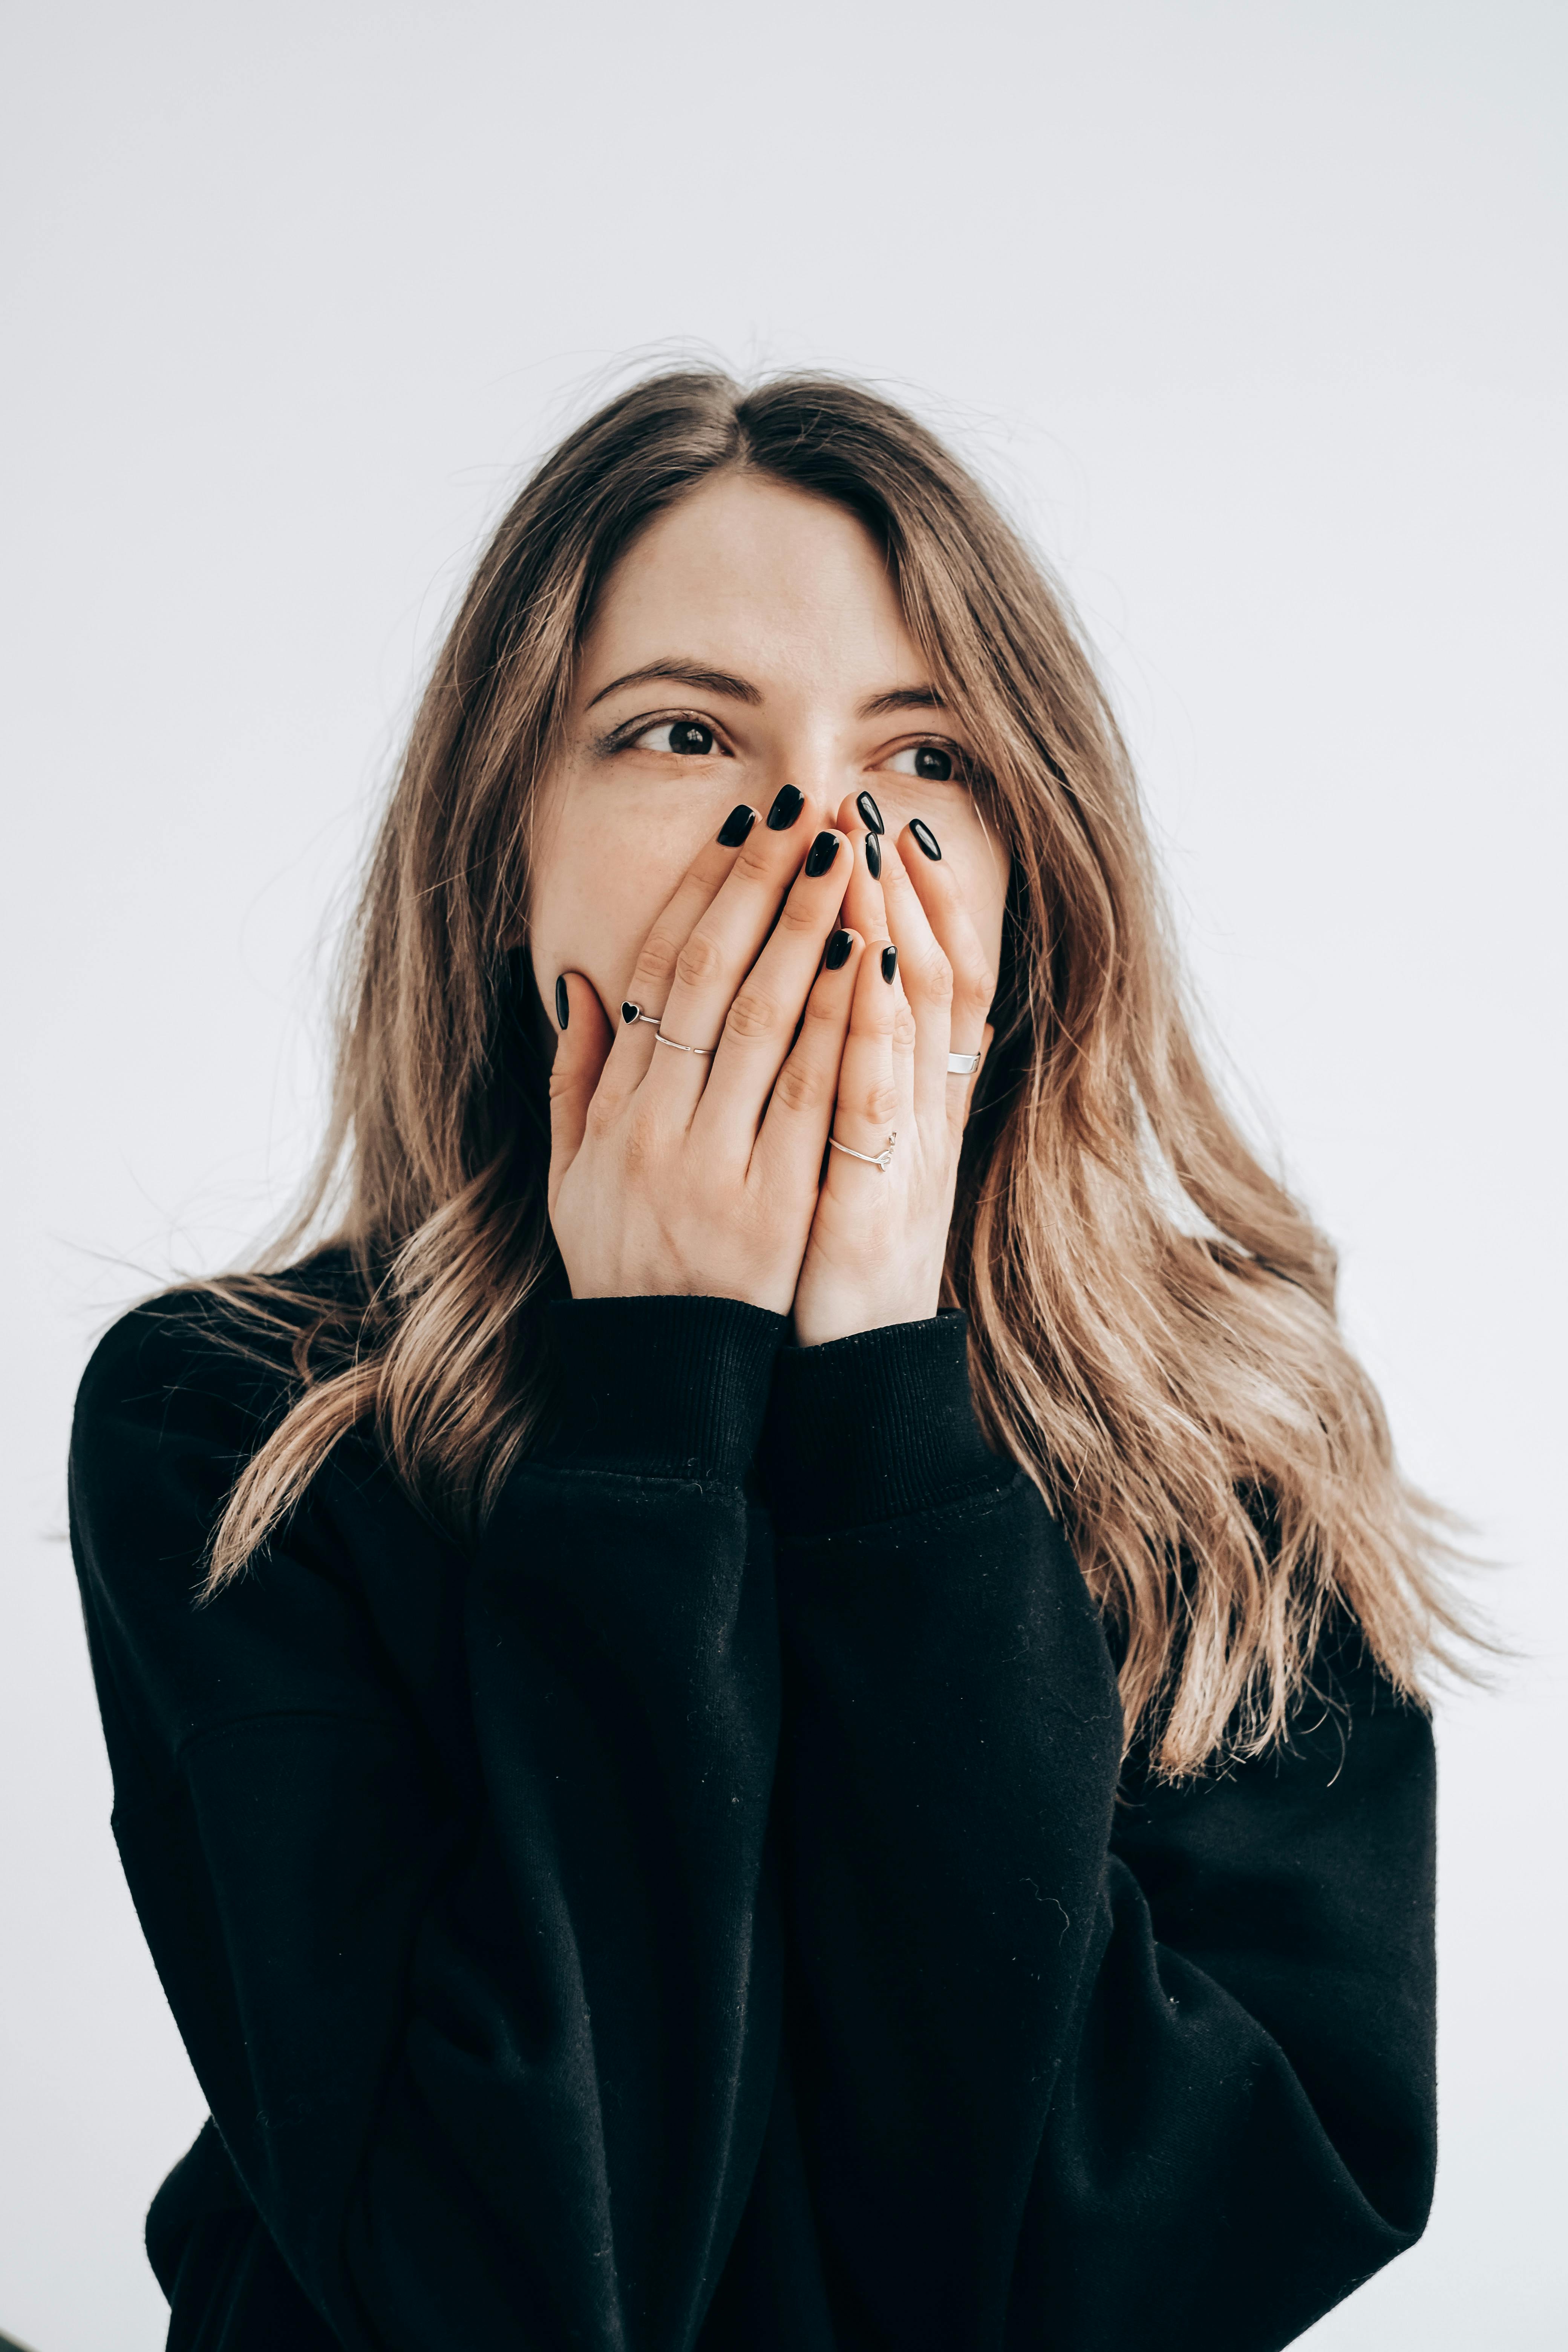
[{"left": 67, "top": 1287, "right": 1436, "bottom": 2352}]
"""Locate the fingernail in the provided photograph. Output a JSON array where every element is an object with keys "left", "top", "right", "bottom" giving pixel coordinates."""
[
  {"left": 804, "top": 830, "right": 840, "bottom": 877},
  {"left": 554, "top": 976, "right": 570, "bottom": 1030},
  {"left": 717, "top": 804, "right": 756, "bottom": 847},
  {"left": 825, "top": 928, "right": 854, "bottom": 971},
  {"left": 766, "top": 784, "right": 805, "bottom": 830},
  {"left": 910, "top": 818, "right": 942, "bottom": 862},
  {"left": 880, "top": 945, "right": 898, "bottom": 985},
  {"left": 856, "top": 790, "right": 885, "bottom": 834},
  {"left": 865, "top": 830, "right": 882, "bottom": 879}
]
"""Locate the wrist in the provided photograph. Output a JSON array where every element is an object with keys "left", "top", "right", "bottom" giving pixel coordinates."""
[{"left": 760, "top": 1311, "right": 1006, "bottom": 1537}]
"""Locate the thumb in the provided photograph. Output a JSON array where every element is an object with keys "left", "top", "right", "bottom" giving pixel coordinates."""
[{"left": 547, "top": 972, "right": 614, "bottom": 1199}]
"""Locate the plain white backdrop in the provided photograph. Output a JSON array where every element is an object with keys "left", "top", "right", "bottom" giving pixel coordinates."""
[{"left": 3, "top": 3, "right": 1563, "bottom": 2345}]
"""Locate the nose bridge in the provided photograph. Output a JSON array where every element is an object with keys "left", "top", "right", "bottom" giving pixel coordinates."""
[{"left": 759, "top": 678, "right": 851, "bottom": 811}]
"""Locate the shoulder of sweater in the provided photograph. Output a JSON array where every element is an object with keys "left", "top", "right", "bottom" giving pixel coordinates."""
[{"left": 72, "top": 1248, "right": 367, "bottom": 1462}]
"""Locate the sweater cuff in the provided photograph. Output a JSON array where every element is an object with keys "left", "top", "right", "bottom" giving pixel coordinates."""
[
  {"left": 760, "top": 1311, "right": 1005, "bottom": 1539},
  {"left": 541, "top": 1295, "right": 787, "bottom": 1482}
]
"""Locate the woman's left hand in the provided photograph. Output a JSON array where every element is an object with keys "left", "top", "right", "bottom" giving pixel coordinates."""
[{"left": 790, "top": 798, "right": 996, "bottom": 1349}]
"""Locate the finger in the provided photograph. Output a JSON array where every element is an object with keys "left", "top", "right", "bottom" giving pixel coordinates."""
[
  {"left": 647, "top": 794, "right": 831, "bottom": 1123},
  {"left": 845, "top": 816, "right": 954, "bottom": 1139},
  {"left": 594, "top": 802, "right": 763, "bottom": 1110},
  {"left": 887, "top": 818, "right": 996, "bottom": 1134},
  {"left": 546, "top": 971, "right": 614, "bottom": 1213},
  {"left": 693, "top": 824, "right": 860, "bottom": 1138},
  {"left": 825, "top": 920, "right": 903, "bottom": 1190},
  {"left": 752, "top": 926, "right": 865, "bottom": 1192}
]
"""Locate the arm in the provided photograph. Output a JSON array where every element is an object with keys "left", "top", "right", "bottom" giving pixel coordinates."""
[
  {"left": 757, "top": 1313, "right": 1436, "bottom": 2352},
  {"left": 71, "top": 1289, "right": 787, "bottom": 2352}
]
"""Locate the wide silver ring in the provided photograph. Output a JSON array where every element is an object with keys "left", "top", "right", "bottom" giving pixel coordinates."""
[
  {"left": 654, "top": 1031, "right": 714, "bottom": 1057},
  {"left": 828, "top": 1128, "right": 897, "bottom": 1172},
  {"left": 947, "top": 1050, "right": 982, "bottom": 1076},
  {"left": 621, "top": 1000, "right": 661, "bottom": 1030}
]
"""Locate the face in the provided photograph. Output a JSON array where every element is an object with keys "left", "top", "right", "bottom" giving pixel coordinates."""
[{"left": 527, "top": 471, "right": 1009, "bottom": 1025}]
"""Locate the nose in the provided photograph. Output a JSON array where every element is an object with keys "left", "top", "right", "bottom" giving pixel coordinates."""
[{"left": 760, "top": 721, "right": 852, "bottom": 833}]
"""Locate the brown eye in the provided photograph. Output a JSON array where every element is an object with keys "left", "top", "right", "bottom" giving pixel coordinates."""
[
  {"left": 888, "top": 742, "right": 960, "bottom": 782},
  {"left": 631, "top": 718, "right": 723, "bottom": 757}
]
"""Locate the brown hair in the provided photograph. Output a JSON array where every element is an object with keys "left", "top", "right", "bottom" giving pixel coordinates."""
[{"left": 197, "top": 368, "right": 1470, "bottom": 1773}]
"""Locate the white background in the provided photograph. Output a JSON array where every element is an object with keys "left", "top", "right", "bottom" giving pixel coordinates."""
[{"left": 2, "top": 3, "right": 1563, "bottom": 2345}]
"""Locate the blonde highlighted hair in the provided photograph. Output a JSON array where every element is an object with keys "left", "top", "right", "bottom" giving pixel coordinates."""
[{"left": 196, "top": 368, "right": 1470, "bottom": 1774}]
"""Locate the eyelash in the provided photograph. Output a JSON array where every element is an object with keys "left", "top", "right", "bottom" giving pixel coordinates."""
[
  {"left": 600, "top": 710, "right": 733, "bottom": 758},
  {"left": 599, "top": 710, "right": 972, "bottom": 778}
]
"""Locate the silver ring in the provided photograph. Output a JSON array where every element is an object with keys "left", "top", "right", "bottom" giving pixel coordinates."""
[
  {"left": 654, "top": 1031, "right": 714, "bottom": 1057},
  {"left": 620, "top": 1001, "right": 661, "bottom": 1030},
  {"left": 947, "top": 1050, "right": 981, "bottom": 1076},
  {"left": 828, "top": 1129, "right": 897, "bottom": 1172}
]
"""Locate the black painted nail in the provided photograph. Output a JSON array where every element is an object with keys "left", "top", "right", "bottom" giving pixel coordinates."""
[
  {"left": 766, "top": 784, "right": 805, "bottom": 830},
  {"left": 717, "top": 804, "right": 756, "bottom": 847},
  {"left": 910, "top": 817, "right": 942, "bottom": 861},
  {"left": 554, "top": 976, "right": 570, "bottom": 1031},
  {"left": 880, "top": 945, "right": 898, "bottom": 985},
  {"left": 805, "top": 829, "right": 840, "bottom": 878},
  {"left": 825, "top": 928, "right": 854, "bottom": 971},
  {"left": 865, "top": 829, "right": 882, "bottom": 879},
  {"left": 620, "top": 1001, "right": 639, "bottom": 1025},
  {"left": 856, "top": 790, "right": 885, "bottom": 834}
]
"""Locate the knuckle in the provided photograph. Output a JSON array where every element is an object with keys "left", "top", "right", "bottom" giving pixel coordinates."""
[
  {"left": 911, "top": 947, "right": 954, "bottom": 1006},
  {"left": 779, "top": 897, "right": 821, "bottom": 938},
  {"left": 726, "top": 987, "right": 777, "bottom": 1041},
  {"left": 864, "top": 1076, "right": 900, "bottom": 1125},
  {"left": 674, "top": 929, "right": 725, "bottom": 989},
  {"left": 622, "top": 1104, "right": 661, "bottom": 1174},
  {"left": 893, "top": 1006, "right": 919, "bottom": 1052},
  {"left": 583, "top": 1092, "right": 617, "bottom": 1142},
  {"left": 635, "top": 928, "right": 681, "bottom": 990},
  {"left": 960, "top": 957, "right": 997, "bottom": 1012},
  {"left": 733, "top": 841, "right": 778, "bottom": 885},
  {"left": 772, "top": 1059, "right": 823, "bottom": 1115}
]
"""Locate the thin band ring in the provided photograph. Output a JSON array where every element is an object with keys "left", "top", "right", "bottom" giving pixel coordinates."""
[
  {"left": 654, "top": 1031, "right": 714, "bottom": 1058},
  {"left": 828, "top": 1129, "right": 897, "bottom": 1172},
  {"left": 947, "top": 1049, "right": 982, "bottom": 1076},
  {"left": 620, "top": 1001, "right": 661, "bottom": 1031}
]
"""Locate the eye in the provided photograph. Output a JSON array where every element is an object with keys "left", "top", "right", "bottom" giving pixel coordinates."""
[
  {"left": 630, "top": 718, "right": 726, "bottom": 757},
  {"left": 885, "top": 742, "right": 962, "bottom": 782}
]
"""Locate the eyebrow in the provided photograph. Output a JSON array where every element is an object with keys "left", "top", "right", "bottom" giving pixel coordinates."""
[
  {"left": 585, "top": 660, "right": 763, "bottom": 710},
  {"left": 857, "top": 684, "right": 946, "bottom": 718},
  {"left": 583, "top": 660, "right": 948, "bottom": 721}
]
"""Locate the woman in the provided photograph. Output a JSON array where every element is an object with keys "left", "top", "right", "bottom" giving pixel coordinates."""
[{"left": 69, "top": 371, "right": 1462, "bottom": 2350}]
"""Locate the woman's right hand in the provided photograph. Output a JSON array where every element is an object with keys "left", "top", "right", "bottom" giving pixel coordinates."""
[{"left": 547, "top": 793, "right": 867, "bottom": 1312}]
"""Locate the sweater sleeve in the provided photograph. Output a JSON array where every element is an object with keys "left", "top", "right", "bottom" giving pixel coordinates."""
[
  {"left": 69, "top": 1290, "right": 788, "bottom": 2352},
  {"left": 755, "top": 1312, "right": 1437, "bottom": 2352}
]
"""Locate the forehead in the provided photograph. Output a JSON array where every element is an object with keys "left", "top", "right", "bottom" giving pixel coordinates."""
[{"left": 582, "top": 471, "right": 923, "bottom": 688}]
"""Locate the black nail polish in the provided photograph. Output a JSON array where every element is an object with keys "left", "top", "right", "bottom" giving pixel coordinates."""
[
  {"left": 856, "top": 790, "right": 885, "bottom": 834},
  {"left": 766, "top": 784, "right": 805, "bottom": 830},
  {"left": 865, "top": 829, "right": 882, "bottom": 879},
  {"left": 805, "top": 829, "right": 839, "bottom": 878},
  {"left": 910, "top": 817, "right": 942, "bottom": 861},
  {"left": 825, "top": 928, "right": 854, "bottom": 971},
  {"left": 717, "top": 804, "right": 755, "bottom": 847},
  {"left": 880, "top": 945, "right": 898, "bottom": 985},
  {"left": 554, "top": 976, "right": 570, "bottom": 1030}
]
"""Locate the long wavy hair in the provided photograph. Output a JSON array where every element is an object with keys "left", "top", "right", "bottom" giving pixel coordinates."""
[{"left": 195, "top": 367, "right": 1468, "bottom": 1774}]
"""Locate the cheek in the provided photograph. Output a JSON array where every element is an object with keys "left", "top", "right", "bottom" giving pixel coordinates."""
[{"left": 527, "top": 774, "right": 708, "bottom": 1010}]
